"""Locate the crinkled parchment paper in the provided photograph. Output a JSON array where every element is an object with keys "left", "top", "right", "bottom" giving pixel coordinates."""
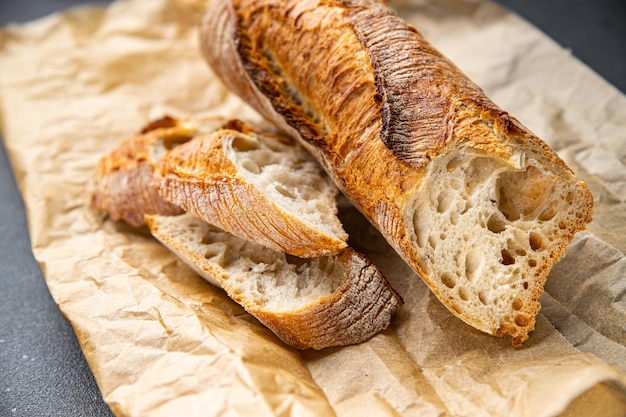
[{"left": 1, "top": 0, "right": 625, "bottom": 416}]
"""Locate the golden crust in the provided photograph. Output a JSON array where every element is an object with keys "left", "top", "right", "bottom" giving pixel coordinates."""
[
  {"left": 152, "top": 126, "right": 348, "bottom": 258},
  {"left": 145, "top": 213, "right": 403, "bottom": 350},
  {"left": 89, "top": 116, "right": 198, "bottom": 227},
  {"left": 250, "top": 248, "right": 403, "bottom": 349},
  {"left": 90, "top": 116, "right": 257, "bottom": 227},
  {"left": 200, "top": 0, "right": 594, "bottom": 345}
]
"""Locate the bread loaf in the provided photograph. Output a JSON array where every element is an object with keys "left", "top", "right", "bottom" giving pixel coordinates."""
[
  {"left": 145, "top": 212, "right": 403, "bottom": 349},
  {"left": 89, "top": 116, "right": 228, "bottom": 226},
  {"left": 153, "top": 119, "right": 348, "bottom": 257},
  {"left": 199, "top": 0, "right": 594, "bottom": 345}
]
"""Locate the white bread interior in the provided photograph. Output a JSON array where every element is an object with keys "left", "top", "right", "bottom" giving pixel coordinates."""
[
  {"left": 224, "top": 129, "right": 346, "bottom": 246},
  {"left": 407, "top": 143, "right": 593, "bottom": 342},
  {"left": 145, "top": 213, "right": 402, "bottom": 349}
]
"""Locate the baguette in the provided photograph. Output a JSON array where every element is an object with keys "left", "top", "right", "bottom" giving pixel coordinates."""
[
  {"left": 89, "top": 116, "right": 228, "bottom": 227},
  {"left": 153, "top": 119, "right": 348, "bottom": 257},
  {"left": 199, "top": 0, "right": 594, "bottom": 345},
  {"left": 145, "top": 212, "right": 403, "bottom": 350}
]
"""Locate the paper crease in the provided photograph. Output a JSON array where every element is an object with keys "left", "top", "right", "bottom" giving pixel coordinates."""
[{"left": 1, "top": 0, "right": 626, "bottom": 416}]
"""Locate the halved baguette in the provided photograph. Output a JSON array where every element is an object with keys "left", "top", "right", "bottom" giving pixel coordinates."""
[
  {"left": 153, "top": 120, "right": 348, "bottom": 258},
  {"left": 89, "top": 116, "right": 228, "bottom": 227},
  {"left": 145, "top": 212, "right": 403, "bottom": 350},
  {"left": 199, "top": 0, "right": 594, "bottom": 345}
]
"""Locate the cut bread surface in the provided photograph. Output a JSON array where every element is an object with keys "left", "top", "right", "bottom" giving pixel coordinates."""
[
  {"left": 407, "top": 144, "right": 593, "bottom": 344},
  {"left": 224, "top": 128, "right": 345, "bottom": 243},
  {"left": 145, "top": 213, "right": 402, "bottom": 349},
  {"left": 153, "top": 124, "right": 348, "bottom": 257},
  {"left": 147, "top": 213, "right": 343, "bottom": 310}
]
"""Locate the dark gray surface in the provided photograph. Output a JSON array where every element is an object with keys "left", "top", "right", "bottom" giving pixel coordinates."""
[
  {"left": 496, "top": 0, "right": 626, "bottom": 94},
  {"left": 0, "top": 139, "right": 113, "bottom": 417},
  {"left": 0, "top": 4, "right": 115, "bottom": 417},
  {"left": 0, "top": 1, "right": 624, "bottom": 416}
]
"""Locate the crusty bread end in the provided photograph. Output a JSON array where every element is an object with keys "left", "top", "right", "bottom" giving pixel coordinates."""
[
  {"left": 89, "top": 115, "right": 229, "bottom": 227},
  {"left": 405, "top": 131, "right": 593, "bottom": 345}
]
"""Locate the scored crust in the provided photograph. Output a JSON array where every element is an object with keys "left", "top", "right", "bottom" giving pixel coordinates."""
[
  {"left": 200, "top": 0, "right": 594, "bottom": 345},
  {"left": 89, "top": 116, "right": 202, "bottom": 227},
  {"left": 145, "top": 213, "right": 403, "bottom": 350},
  {"left": 152, "top": 120, "right": 348, "bottom": 258}
]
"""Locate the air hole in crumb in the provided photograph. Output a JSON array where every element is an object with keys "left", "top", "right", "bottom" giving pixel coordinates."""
[
  {"left": 231, "top": 135, "right": 260, "bottom": 152},
  {"left": 201, "top": 235, "right": 212, "bottom": 245},
  {"left": 437, "top": 191, "right": 455, "bottom": 213},
  {"left": 512, "top": 298, "right": 524, "bottom": 311},
  {"left": 528, "top": 259, "right": 537, "bottom": 268},
  {"left": 478, "top": 292, "right": 488, "bottom": 305},
  {"left": 558, "top": 221, "right": 567, "bottom": 230},
  {"left": 413, "top": 212, "right": 426, "bottom": 248},
  {"left": 566, "top": 191, "right": 575, "bottom": 204},
  {"left": 441, "top": 273, "right": 456, "bottom": 289},
  {"left": 450, "top": 211, "right": 460, "bottom": 225},
  {"left": 275, "top": 184, "right": 296, "bottom": 199},
  {"left": 501, "top": 249, "right": 515, "bottom": 265},
  {"left": 514, "top": 314, "right": 529, "bottom": 327},
  {"left": 459, "top": 286, "right": 470, "bottom": 301},
  {"left": 516, "top": 249, "right": 527, "bottom": 256},
  {"left": 204, "top": 249, "right": 218, "bottom": 259},
  {"left": 465, "top": 250, "right": 481, "bottom": 276},
  {"left": 446, "top": 155, "right": 465, "bottom": 171},
  {"left": 487, "top": 214, "right": 507, "bottom": 233},
  {"left": 539, "top": 203, "right": 557, "bottom": 221},
  {"left": 451, "top": 303, "right": 463, "bottom": 314},
  {"left": 497, "top": 186, "right": 519, "bottom": 221},
  {"left": 241, "top": 159, "right": 261, "bottom": 174},
  {"left": 529, "top": 232, "right": 543, "bottom": 251},
  {"left": 440, "top": 233, "right": 447, "bottom": 241},
  {"left": 523, "top": 281, "right": 529, "bottom": 290},
  {"left": 496, "top": 166, "right": 556, "bottom": 221}
]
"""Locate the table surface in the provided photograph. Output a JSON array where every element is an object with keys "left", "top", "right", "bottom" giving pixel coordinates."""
[{"left": 0, "top": 1, "right": 624, "bottom": 415}]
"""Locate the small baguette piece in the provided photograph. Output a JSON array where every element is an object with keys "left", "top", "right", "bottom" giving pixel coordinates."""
[
  {"left": 200, "top": 0, "right": 594, "bottom": 345},
  {"left": 145, "top": 213, "right": 403, "bottom": 350},
  {"left": 89, "top": 116, "right": 228, "bottom": 227},
  {"left": 153, "top": 120, "right": 348, "bottom": 258}
]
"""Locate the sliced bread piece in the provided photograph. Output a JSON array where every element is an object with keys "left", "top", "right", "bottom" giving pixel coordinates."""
[
  {"left": 145, "top": 212, "right": 403, "bottom": 350},
  {"left": 89, "top": 116, "right": 229, "bottom": 227},
  {"left": 152, "top": 120, "right": 348, "bottom": 258}
]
